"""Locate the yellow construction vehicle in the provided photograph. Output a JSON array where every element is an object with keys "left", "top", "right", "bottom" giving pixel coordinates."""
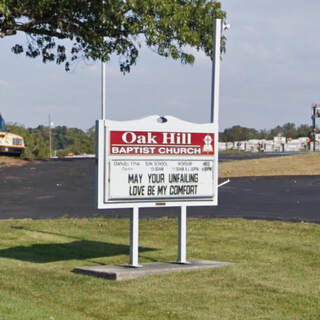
[{"left": 0, "top": 114, "right": 25, "bottom": 156}]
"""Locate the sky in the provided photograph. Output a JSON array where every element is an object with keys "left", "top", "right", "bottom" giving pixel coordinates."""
[{"left": 1, "top": 0, "right": 320, "bottom": 131}]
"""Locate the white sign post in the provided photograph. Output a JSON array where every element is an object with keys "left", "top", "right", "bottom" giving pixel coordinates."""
[
  {"left": 96, "top": 19, "right": 223, "bottom": 268},
  {"left": 178, "top": 205, "right": 187, "bottom": 263},
  {"left": 130, "top": 207, "right": 140, "bottom": 267}
]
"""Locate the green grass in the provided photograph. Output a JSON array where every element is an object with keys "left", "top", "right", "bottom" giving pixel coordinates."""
[{"left": 0, "top": 218, "right": 320, "bottom": 319}]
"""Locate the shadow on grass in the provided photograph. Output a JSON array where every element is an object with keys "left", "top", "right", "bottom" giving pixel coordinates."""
[
  {"left": 0, "top": 240, "right": 155, "bottom": 263},
  {"left": 1, "top": 226, "right": 156, "bottom": 263}
]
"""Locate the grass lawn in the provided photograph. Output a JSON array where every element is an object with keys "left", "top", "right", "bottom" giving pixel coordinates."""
[
  {"left": 0, "top": 218, "right": 319, "bottom": 319},
  {"left": 220, "top": 153, "right": 320, "bottom": 178}
]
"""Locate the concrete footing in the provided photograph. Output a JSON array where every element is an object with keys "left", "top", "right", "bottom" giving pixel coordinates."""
[{"left": 73, "top": 259, "right": 232, "bottom": 281}]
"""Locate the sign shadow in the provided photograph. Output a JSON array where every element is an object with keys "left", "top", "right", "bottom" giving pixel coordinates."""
[{"left": 1, "top": 228, "right": 155, "bottom": 263}]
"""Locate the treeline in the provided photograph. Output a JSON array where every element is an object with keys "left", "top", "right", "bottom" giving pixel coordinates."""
[
  {"left": 7, "top": 123, "right": 95, "bottom": 159},
  {"left": 220, "top": 123, "right": 315, "bottom": 142},
  {"left": 5, "top": 122, "right": 317, "bottom": 159}
]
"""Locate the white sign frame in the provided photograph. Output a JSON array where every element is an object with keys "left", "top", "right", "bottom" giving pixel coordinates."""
[{"left": 96, "top": 115, "right": 219, "bottom": 209}]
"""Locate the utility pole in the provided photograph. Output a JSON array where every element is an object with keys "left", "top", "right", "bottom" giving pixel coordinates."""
[
  {"left": 48, "top": 113, "right": 52, "bottom": 158},
  {"left": 311, "top": 103, "right": 319, "bottom": 152}
]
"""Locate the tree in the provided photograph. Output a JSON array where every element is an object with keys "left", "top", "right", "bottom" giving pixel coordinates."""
[
  {"left": 269, "top": 125, "right": 283, "bottom": 138},
  {"left": 281, "top": 122, "right": 298, "bottom": 139},
  {"left": 0, "top": 0, "right": 226, "bottom": 72},
  {"left": 220, "top": 125, "right": 260, "bottom": 142},
  {"left": 7, "top": 122, "right": 96, "bottom": 159},
  {"left": 297, "top": 124, "right": 312, "bottom": 138},
  {"left": 258, "top": 129, "right": 269, "bottom": 140}
]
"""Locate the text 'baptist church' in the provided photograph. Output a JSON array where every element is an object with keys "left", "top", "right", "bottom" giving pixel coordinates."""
[{"left": 110, "top": 131, "right": 215, "bottom": 156}]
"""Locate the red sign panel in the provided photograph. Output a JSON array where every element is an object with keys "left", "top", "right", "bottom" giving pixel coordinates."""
[{"left": 109, "top": 131, "right": 214, "bottom": 156}]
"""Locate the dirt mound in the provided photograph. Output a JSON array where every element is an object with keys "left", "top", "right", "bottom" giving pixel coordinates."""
[{"left": 0, "top": 156, "right": 29, "bottom": 168}]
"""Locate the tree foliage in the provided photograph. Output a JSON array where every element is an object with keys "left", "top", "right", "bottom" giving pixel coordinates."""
[
  {"left": 53, "top": 125, "right": 95, "bottom": 157},
  {"left": 220, "top": 125, "right": 259, "bottom": 142},
  {"left": 0, "top": 0, "right": 226, "bottom": 72},
  {"left": 219, "top": 123, "right": 315, "bottom": 142},
  {"left": 6, "top": 123, "right": 95, "bottom": 159}
]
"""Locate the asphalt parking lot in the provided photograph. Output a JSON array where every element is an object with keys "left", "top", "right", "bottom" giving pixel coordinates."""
[{"left": 0, "top": 158, "right": 319, "bottom": 223}]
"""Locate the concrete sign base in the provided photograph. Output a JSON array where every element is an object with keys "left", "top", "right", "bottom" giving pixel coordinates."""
[{"left": 73, "top": 260, "right": 232, "bottom": 281}]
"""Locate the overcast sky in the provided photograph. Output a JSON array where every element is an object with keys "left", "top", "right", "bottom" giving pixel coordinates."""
[{"left": 1, "top": 0, "right": 320, "bottom": 131}]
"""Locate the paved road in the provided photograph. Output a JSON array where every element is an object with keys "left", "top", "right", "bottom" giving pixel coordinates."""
[{"left": 0, "top": 158, "right": 319, "bottom": 223}]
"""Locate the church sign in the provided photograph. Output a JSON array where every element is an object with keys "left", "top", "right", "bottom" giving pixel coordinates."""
[{"left": 96, "top": 115, "right": 218, "bottom": 209}]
